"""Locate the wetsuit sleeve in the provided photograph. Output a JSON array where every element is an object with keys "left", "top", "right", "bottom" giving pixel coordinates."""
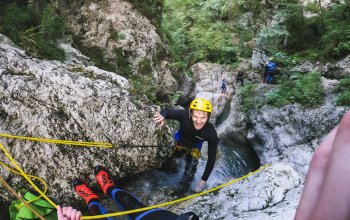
[
  {"left": 201, "top": 130, "right": 218, "bottom": 181},
  {"left": 160, "top": 108, "right": 186, "bottom": 121}
]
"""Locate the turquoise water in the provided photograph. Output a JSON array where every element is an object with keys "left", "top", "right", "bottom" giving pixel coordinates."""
[{"left": 122, "top": 141, "right": 260, "bottom": 205}]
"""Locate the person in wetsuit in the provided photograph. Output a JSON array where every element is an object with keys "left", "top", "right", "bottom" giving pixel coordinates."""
[
  {"left": 71, "top": 166, "right": 198, "bottom": 220},
  {"left": 221, "top": 78, "right": 227, "bottom": 93},
  {"left": 153, "top": 98, "right": 219, "bottom": 192},
  {"left": 236, "top": 69, "right": 244, "bottom": 86}
]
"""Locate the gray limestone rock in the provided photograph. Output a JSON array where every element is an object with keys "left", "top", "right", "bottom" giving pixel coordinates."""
[
  {"left": 171, "top": 163, "right": 300, "bottom": 220},
  {"left": 0, "top": 35, "right": 173, "bottom": 204},
  {"left": 53, "top": 0, "right": 177, "bottom": 99}
]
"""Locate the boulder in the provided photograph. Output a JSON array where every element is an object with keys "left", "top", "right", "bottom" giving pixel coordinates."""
[{"left": 0, "top": 34, "right": 173, "bottom": 203}]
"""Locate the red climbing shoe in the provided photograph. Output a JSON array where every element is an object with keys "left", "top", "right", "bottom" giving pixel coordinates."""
[
  {"left": 94, "top": 165, "right": 114, "bottom": 194},
  {"left": 73, "top": 179, "right": 99, "bottom": 204}
]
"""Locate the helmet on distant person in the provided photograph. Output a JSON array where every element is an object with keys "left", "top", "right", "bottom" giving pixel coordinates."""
[{"left": 189, "top": 98, "right": 212, "bottom": 113}]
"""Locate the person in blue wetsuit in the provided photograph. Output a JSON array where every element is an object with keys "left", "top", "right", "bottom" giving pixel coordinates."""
[
  {"left": 221, "top": 78, "right": 227, "bottom": 93},
  {"left": 153, "top": 98, "right": 219, "bottom": 192},
  {"left": 70, "top": 166, "right": 198, "bottom": 220},
  {"left": 265, "top": 58, "right": 277, "bottom": 84}
]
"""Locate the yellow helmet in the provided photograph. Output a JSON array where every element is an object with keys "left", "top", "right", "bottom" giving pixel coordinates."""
[{"left": 189, "top": 98, "right": 212, "bottom": 113}]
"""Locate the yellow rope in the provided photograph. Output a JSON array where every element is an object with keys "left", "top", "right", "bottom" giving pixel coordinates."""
[
  {"left": 81, "top": 164, "right": 271, "bottom": 219},
  {"left": 0, "top": 134, "right": 271, "bottom": 219},
  {"left": 0, "top": 174, "right": 45, "bottom": 220},
  {"left": 0, "top": 143, "right": 57, "bottom": 208},
  {"left": 0, "top": 161, "right": 48, "bottom": 209},
  {"left": 0, "top": 133, "right": 112, "bottom": 148},
  {"left": 0, "top": 133, "right": 111, "bottom": 210}
]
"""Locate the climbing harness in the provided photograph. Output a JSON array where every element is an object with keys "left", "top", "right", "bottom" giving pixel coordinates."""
[
  {"left": 0, "top": 134, "right": 271, "bottom": 219},
  {"left": 174, "top": 131, "right": 203, "bottom": 159},
  {"left": 175, "top": 145, "right": 201, "bottom": 159}
]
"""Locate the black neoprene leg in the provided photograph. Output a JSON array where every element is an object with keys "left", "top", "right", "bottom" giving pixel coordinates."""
[
  {"left": 160, "top": 148, "right": 186, "bottom": 173},
  {"left": 87, "top": 199, "right": 109, "bottom": 220},
  {"left": 107, "top": 186, "right": 147, "bottom": 219},
  {"left": 183, "top": 154, "right": 198, "bottom": 184}
]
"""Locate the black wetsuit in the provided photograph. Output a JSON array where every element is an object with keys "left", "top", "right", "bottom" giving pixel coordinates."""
[
  {"left": 87, "top": 186, "right": 198, "bottom": 220},
  {"left": 236, "top": 71, "right": 244, "bottom": 86},
  {"left": 160, "top": 108, "right": 218, "bottom": 182}
]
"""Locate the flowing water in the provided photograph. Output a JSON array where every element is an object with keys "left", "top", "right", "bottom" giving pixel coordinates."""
[
  {"left": 72, "top": 141, "right": 260, "bottom": 219},
  {"left": 120, "top": 141, "right": 260, "bottom": 210}
]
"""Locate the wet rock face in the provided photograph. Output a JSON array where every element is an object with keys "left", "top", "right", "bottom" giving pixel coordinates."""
[
  {"left": 171, "top": 163, "right": 301, "bottom": 220},
  {"left": 186, "top": 62, "right": 237, "bottom": 123},
  {"left": 291, "top": 55, "right": 350, "bottom": 79},
  {"left": 301, "top": 0, "right": 345, "bottom": 8},
  {"left": 0, "top": 35, "right": 173, "bottom": 203},
  {"left": 216, "top": 96, "right": 248, "bottom": 146},
  {"left": 247, "top": 105, "right": 348, "bottom": 171},
  {"left": 190, "top": 94, "right": 348, "bottom": 219}
]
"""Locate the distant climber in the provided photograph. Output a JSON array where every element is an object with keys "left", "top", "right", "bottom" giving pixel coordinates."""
[
  {"left": 265, "top": 58, "right": 277, "bottom": 84},
  {"left": 221, "top": 78, "right": 227, "bottom": 93},
  {"left": 236, "top": 69, "right": 244, "bottom": 86},
  {"left": 153, "top": 98, "right": 218, "bottom": 192}
]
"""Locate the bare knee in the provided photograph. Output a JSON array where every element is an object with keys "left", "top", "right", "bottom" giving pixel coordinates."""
[
  {"left": 310, "top": 144, "right": 331, "bottom": 171},
  {"left": 339, "top": 111, "right": 350, "bottom": 132}
]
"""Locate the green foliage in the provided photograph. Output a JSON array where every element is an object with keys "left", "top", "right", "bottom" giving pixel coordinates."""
[
  {"left": 335, "top": 76, "right": 350, "bottom": 106},
  {"left": 233, "top": 26, "right": 255, "bottom": 58},
  {"left": 266, "top": 72, "right": 324, "bottom": 107},
  {"left": 40, "top": 5, "right": 66, "bottom": 41},
  {"left": 321, "top": 3, "right": 350, "bottom": 58},
  {"left": 297, "top": 48, "right": 323, "bottom": 62},
  {"left": 255, "top": 0, "right": 325, "bottom": 56},
  {"left": 240, "top": 72, "right": 325, "bottom": 111},
  {"left": 137, "top": 59, "right": 152, "bottom": 75},
  {"left": 335, "top": 76, "right": 350, "bottom": 93},
  {"left": 130, "top": 75, "right": 158, "bottom": 103},
  {"left": 0, "top": 3, "right": 66, "bottom": 61},
  {"left": 127, "top": 0, "right": 163, "bottom": 27},
  {"left": 165, "top": 91, "right": 182, "bottom": 107},
  {"left": 239, "top": 83, "right": 259, "bottom": 112},
  {"left": 305, "top": 2, "right": 320, "bottom": 14},
  {"left": 114, "top": 48, "right": 133, "bottom": 76},
  {"left": 187, "top": 25, "right": 237, "bottom": 64},
  {"left": 256, "top": 25, "right": 288, "bottom": 53},
  {"left": 336, "top": 90, "right": 350, "bottom": 106},
  {"left": 277, "top": 1, "right": 350, "bottom": 60},
  {"left": 110, "top": 28, "right": 125, "bottom": 41},
  {"left": 235, "top": 0, "right": 264, "bottom": 18},
  {"left": 72, "top": 36, "right": 118, "bottom": 73},
  {"left": 162, "top": 0, "right": 244, "bottom": 67}
]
